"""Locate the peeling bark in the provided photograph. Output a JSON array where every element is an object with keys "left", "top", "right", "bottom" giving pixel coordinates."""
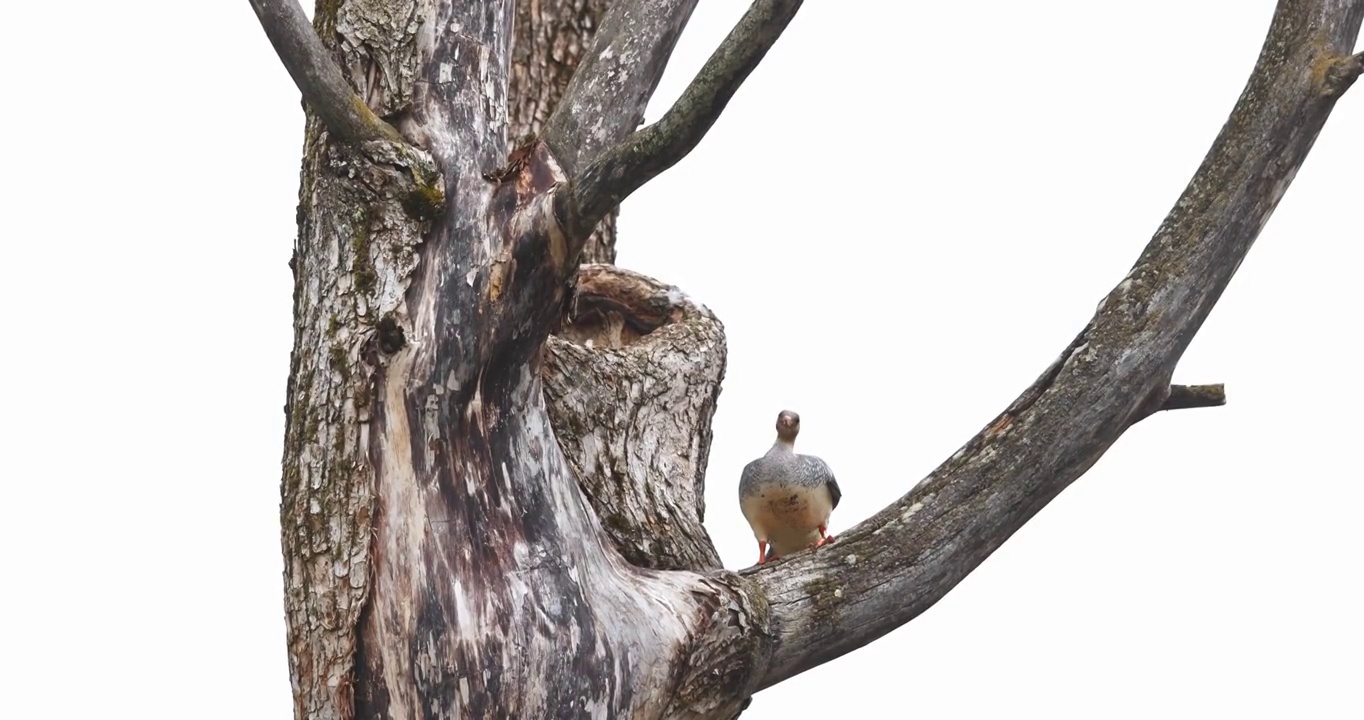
[
  {"left": 546, "top": 265, "right": 726, "bottom": 572},
  {"left": 509, "top": 0, "right": 617, "bottom": 263},
  {"left": 280, "top": 119, "right": 441, "bottom": 720},
  {"left": 334, "top": 0, "right": 421, "bottom": 117}
]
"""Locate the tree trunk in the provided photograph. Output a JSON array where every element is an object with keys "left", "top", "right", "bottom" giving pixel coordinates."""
[
  {"left": 276, "top": 1, "right": 742, "bottom": 717},
  {"left": 255, "top": 0, "right": 1364, "bottom": 718}
]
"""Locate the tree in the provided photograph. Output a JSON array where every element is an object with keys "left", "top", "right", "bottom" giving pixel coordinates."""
[{"left": 248, "top": 0, "right": 1363, "bottom": 717}]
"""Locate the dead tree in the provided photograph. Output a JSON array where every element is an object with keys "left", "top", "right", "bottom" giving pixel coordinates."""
[{"left": 249, "top": 0, "right": 1364, "bottom": 717}]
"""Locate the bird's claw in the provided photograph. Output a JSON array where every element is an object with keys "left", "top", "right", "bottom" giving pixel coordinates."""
[{"left": 807, "top": 534, "right": 837, "bottom": 550}]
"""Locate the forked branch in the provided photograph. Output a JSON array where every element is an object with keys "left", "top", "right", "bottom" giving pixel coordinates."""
[
  {"left": 559, "top": 0, "right": 804, "bottom": 239},
  {"left": 247, "top": 0, "right": 401, "bottom": 143},
  {"left": 734, "top": 0, "right": 1364, "bottom": 694},
  {"left": 540, "top": 0, "right": 701, "bottom": 176}
]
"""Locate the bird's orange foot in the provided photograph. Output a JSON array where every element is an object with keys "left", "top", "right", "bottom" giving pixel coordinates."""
[{"left": 807, "top": 534, "right": 837, "bottom": 550}]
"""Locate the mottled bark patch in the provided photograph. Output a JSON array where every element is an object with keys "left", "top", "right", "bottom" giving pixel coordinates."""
[{"left": 546, "top": 266, "right": 726, "bottom": 572}]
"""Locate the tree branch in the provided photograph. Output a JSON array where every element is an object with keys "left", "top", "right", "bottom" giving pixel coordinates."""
[
  {"left": 248, "top": 0, "right": 401, "bottom": 143},
  {"left": 509, "top": 0, "right": 619, "bottom": 263},
  {"left": 561, "top": 0, "right": 804, "bottom": 239},
  {"left": 1161, "top": 383, "right": 1227, "bottom": 412},
  {"left": 734, "top": 0, "right": 1363, "bottom": 693},
  {"left": 540, "top": 0, "right": 701, "bottom": 176}
]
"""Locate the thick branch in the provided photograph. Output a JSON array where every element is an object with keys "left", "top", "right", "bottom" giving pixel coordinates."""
[
  {"left": 563, "top": 0, "right": 804, "bottom": 238},
  {"left": 736, "top": 0, "right": 1363, "bottom": 693},
  {"left": 248, "top": 0, "right": 401, "bottom": 143},
  {"left": 541, "top": 0, "right": 701, "bottom": 175},
  {"left": 509, "top": 0, "right": 619, "bottom": 263}
]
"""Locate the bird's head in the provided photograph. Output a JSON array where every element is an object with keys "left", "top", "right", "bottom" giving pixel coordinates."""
[{"left": 775, "top": 410, "right": 801, "bottom": 442}]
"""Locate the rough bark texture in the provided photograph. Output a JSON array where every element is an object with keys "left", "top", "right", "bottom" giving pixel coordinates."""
[
  {"left": 546, "top": 265, "right": 726, "bottom": 571},
  {"left": 250, "top": 0, "right": 404, "bottom": 143},
  {"left": 258, "top": 0, "right": 1364, "bottom": 718},
  {"left": 280, "top": 122, "right": 441, "bottom": 720},
  {"left": 567, "top": 0, "right": 804, "bottom": 234},
  {"left": 540, "top": 0, "right": 698, "bottom": 176},
  {"left": 509, "top": 0, "right": 617, "bottom": 264}
]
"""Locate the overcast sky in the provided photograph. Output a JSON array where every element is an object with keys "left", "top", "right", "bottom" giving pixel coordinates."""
[{"left": 3, "top": 1, "right": 1360, "bottom": 717}]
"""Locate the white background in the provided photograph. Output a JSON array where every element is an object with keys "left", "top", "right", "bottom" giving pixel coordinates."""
[{"left": 2, "top": 1, "right": 1360, "bottom": 717}]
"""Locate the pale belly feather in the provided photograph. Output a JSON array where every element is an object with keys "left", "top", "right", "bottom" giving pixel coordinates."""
[{"left": 740, "top": 484, "right": 833, "bottom": 557}]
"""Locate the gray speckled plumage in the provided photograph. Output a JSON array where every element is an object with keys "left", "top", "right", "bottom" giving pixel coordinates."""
[{"left": 738, "top": 410, "right": 840, "bottom": 563}]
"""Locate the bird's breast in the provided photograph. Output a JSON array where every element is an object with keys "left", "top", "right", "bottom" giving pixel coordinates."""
[{"left": 743, "top": 483, "right": 833, "bottom": 531}]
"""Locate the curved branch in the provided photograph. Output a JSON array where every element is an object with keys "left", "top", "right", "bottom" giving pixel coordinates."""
[
  {"left": 545, "top": 265, "right": 726, "bottom": 571},
  {"left": 248, "top": 0, "right": 401, "bottom": 143},
  {"left": 738, "top": 0, "right": 1364, "bottom": 693},
  {"left": 562, "top": 0, "right": 804, "bottom": 239}
]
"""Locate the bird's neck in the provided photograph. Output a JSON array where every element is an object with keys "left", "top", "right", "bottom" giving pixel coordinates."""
[{"left": 770, "top": 437, "right": 796, "bottom": 454}]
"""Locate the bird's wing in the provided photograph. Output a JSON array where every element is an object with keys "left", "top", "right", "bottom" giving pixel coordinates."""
[
  {"left": 738, "top": 459, "right": 769, "bottom": 530},
  {"left": 798, "top": 455, "right": 840, "bottom": 510},
  {"left": 738, "top": 459, "right": 764, "bottom": 496}
]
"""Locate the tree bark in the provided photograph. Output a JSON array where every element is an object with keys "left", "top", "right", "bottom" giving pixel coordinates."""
[
  {"left": 256, "top": 0, "right": 1364, "bottom": 718},
  {"left": 509, "top": 0, "right": 618, "bottom": 264},
  {"left": 545, "top": 265, "right": 726, "bottom": 572}
]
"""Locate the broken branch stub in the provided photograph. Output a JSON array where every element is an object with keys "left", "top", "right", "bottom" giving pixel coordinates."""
[{"left": 544, "top": 264, "right": 726, "bottom": 571}]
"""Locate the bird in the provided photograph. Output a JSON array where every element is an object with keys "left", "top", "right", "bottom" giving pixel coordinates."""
[{"left": 738, "top": 410, "right": 841, "bottom": 564}]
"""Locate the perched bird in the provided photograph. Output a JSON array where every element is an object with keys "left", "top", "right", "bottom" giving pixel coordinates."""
[{"left": 739, "top": 410, "right": 841, "bottom": 564}]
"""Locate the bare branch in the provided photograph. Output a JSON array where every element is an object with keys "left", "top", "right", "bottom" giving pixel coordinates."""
[
  {"left": 561, "top": 0, "right": 804, "bottom": 239},
  {"left": 540, "top": 0, "right": 701, "bottom": 175},
  {"left": 736, "top": 0, "right": 1364, "bottom": 693},
  {"left": 248, "top": 0, "right": 401, "bottom": 143},
  {"left": 1161, "top": 384, "right": 1227, "bottom": 411}
]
